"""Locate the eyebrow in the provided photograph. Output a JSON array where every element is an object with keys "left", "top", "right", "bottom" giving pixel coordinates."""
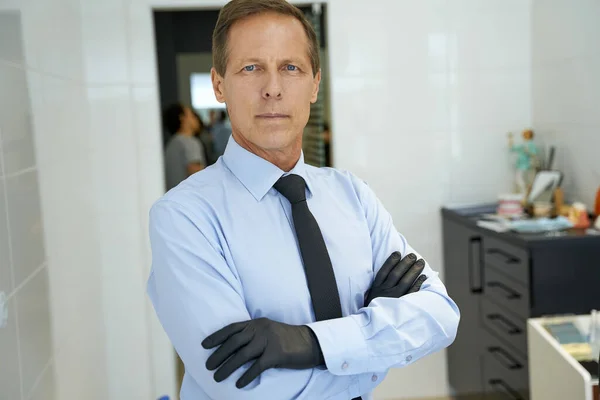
[
  {"left": 281, "top": 58, "right": 305, "bottom": 66},
  {"left": 237, "top": 58, "right": 308, "bottom": 66}
]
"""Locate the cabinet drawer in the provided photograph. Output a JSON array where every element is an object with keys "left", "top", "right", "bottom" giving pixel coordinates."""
[
  {"left": 481, "top": 297, "right": 527, "bottom": 357},
  {"left": 483, "top": 331, "right": 529, "bottom": 400},
  {"left": 484, "top": 267, "right": 530, "bottom": 319},
  {"left": 483, "top": 237, "right": 529, "bottom": 285}
]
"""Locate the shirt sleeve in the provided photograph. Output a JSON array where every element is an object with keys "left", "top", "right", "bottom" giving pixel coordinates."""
[
  {"left": 183, "top": 137, "right": 205, "bottom": 165},
  {"left": 307, "top": 174, "right": 460, "bottom": 376},
  {"left": 147, "top": 199, "right": 377, "bottom": 399}
]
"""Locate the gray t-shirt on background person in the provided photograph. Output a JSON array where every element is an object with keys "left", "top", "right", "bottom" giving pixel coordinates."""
[
  {"left": 211, "top": 121, "right": 232, "bottom": 158},
  {"left": 164, "top": 134, "right": 205, "bottom": 191}
]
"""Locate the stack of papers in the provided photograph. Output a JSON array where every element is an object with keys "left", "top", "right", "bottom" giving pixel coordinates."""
[
  {"left": 476, "top": 216, "right": 574, "bottom": 233},
  {"left": 508, "top": 216, "right": 574, "bottom": 233}
]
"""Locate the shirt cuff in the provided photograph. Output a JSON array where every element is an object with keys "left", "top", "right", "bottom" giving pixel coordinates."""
[{"left": 306, "top": 316, "right": 370, "bottom": 376}]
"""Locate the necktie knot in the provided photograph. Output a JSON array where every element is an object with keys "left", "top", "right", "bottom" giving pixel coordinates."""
[{"left": 274, "top": 174, "right": 306, "bottom": 204}]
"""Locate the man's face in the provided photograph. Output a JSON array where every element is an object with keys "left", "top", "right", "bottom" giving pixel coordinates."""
[{"left": 211, "top": 12, "right": 321, "bottom": 153}]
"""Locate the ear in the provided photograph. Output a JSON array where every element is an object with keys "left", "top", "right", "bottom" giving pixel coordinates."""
[
  {"left": 310, "top": 69, "right": 321, "bottom": 104},
  {"left": 211, "top": 67, "right": 226, "bottom": 103}
]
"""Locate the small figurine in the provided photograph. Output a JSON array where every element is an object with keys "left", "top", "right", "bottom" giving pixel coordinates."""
[{"left": 508, "top": 129, "right": 539, "bottom": 194}]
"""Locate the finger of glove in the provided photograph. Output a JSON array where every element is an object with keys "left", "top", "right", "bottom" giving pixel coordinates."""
[
  {"left": 389, "top": 259, "right": 426, "bottom": 296},
  {"left": 382, "top": 253, "right": 418, "bottom": 289},
  {"left": 215, "top": 342, "right": 263, "bottom": 384},
  {"left": 372, "top": 251, "right": 402, "bottom": 288},
  {"left": 236, "top": 357, "right": 267, "bottom": 389},
  {"left": 202, "top": 321, "right": 248, "bottom": 349},
  {"left": 207, "top": 328, "right": 254, "bottom": 371},
  {"left": 407, "top": 274, "right": 428, "bottom": 294}
]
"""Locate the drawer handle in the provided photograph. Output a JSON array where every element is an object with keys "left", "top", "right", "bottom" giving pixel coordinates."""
[
  {"left": 487, "top": 281, "right": 522, "bottom": 300},
  {"left": 489, "top": 379, "right": 524, "bottom": 400},
  {"left": 487, "top": 313, "right": 522, "bottom": 335},
  {"left": 488, "top": 346, "right": 523, "bottom": 370},
  {"left": 469, "top": 237, "right": 484, "bottom": 294},
  {"left": 487, "top": 248, "right": 520, "bottom": 265}
]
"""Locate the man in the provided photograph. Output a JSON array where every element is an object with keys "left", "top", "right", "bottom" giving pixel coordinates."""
[
  {"left": 147, "top": 1, "right": 460, "bottom": 399},
  {"left": 163, "top": 103, "right": 206, "bottom": 191}
]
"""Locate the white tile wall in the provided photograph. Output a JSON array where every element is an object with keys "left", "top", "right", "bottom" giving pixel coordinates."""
[
  {"left": 0, "top": 7, "right": 55, "bottom": 400},
  {"left": 0, "top": 63, "right": 36, "bottom": 176},
  {"left": 21, "top": 0, "right": 85, "bottom": 82},
  {"left": 532, "top": 0, "right": 600, "bottom": 209},
  {"left": 16, "top": 266, "right": 52, "bottom": 396},
  {"left": 5, "top": 171, "right": 45, "bottom": 288},
  {"left": 0, "top": 176, "right": 13, "bottom": 294},
  {"left": 1, "top": 0, "right": 167, "bottom": 398},
  {"left": 128, "top": 2, "right": 159, "bottom": 86},
  {"left": 447, "top": 0, "right": 530, "bottom": 71},
  {"left": 37, "top": 76, "right": 92, "bottom": 165},
  {"left": 327, "top": 2, "right": 531, "bottom": 397},
  {"left": 81, "top": 0, "right": 130, "bottom": 85},
  {"left": 0, "top": 298, "right": 21, "bottom": 400},
  {"left": 9, "top": 0, "right": 598, "bottom": 399},
  {"left": 28, "top": 363, "right": 56, "bottom": 400},
  {"left": 0, "top": 10, "right": 24, "bottom": 65}
]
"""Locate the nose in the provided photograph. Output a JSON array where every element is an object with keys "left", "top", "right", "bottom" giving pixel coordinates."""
[{"left": 262, "top": 71, "right": 282, "bottom": 99}]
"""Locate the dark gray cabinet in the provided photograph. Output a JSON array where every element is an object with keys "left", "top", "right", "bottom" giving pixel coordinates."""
[
  {"left": 443, "top": 218, "right": 485, "bottom": 395},
  {"left": 442, "top": 205, "right": 600, "bottom": 400}
]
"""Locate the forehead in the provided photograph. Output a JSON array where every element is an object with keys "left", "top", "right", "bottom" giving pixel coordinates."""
[{"left": 227, "top": 12, "right": 310, "bottom": 62}]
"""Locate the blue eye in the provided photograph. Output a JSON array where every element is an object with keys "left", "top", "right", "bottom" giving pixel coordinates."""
[
  {"left": 244, "top": 65, "right": 255, "bottom": 72},
  {"left": 286, "top": 65, "right": 297, "bottom": 71}
]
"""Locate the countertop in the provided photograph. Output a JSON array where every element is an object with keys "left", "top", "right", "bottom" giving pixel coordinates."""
[{"left": 441, "top": 204, "right": 600, "bottom": 249}]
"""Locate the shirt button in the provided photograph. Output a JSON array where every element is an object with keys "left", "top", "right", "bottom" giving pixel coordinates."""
[
  {"left": 342, "top": 362, "right": 349, "bottom": 370},
  {"left": 405, "top": 355, "right": 412, "bottom": 362},
  {"left": 371, "top": 374, "right": 378, "bottom": 382}
]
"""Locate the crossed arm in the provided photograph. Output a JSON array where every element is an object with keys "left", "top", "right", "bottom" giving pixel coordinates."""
[{"left": 147, "top": 178, "right": 459, "bottom": 399}]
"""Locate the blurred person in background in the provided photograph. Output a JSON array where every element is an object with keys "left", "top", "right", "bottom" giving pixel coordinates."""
[
  {"left": 163, "top": 103, "right": 206, "bottom": 191},
  {"left": 210, "top": 109, "right": 232, "bottom": 159},
  {"left": 148, "top": 1, "right": 459, "bottom": 399},
  {"left": 193, "top": 111, "right": 218, "bottom": 166}
]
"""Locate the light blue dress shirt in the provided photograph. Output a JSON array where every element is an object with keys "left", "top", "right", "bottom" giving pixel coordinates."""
[{"left": 147, "top": 136, "right": 460, "bottom": 400}]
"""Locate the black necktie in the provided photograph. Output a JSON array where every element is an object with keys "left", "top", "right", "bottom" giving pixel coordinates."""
[{"left": 275, "top": 174, "right": 362, "bottom": 400}]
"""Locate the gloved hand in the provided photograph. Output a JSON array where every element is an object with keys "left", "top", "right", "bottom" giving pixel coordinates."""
[
  {"left": 364, "top": 251, "right": 427, "bottom": 307},
  {"left": 202, "top": 318, "right": 324, "bottom": 389}
]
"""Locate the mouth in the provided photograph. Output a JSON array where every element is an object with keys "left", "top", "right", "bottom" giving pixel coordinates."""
[{"left": 256, "top": 113, "right": 290, "bottom": 119}]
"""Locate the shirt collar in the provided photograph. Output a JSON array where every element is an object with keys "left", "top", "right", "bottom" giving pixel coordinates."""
[{"left": 222, "top": 135, "right": 313, "bottom": 202}]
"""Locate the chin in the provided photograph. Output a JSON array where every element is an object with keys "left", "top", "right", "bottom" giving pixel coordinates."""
[{"left": 252, "top": 129, "right": 298, "bottom": 151}]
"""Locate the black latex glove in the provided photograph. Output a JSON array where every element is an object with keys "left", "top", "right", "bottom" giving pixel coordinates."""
[
  {"left": 364, "top": 251, "right": 427, "bottom": 307},
  {"left": 202, "top": 318, "right": 324, "bottom": 389}
]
